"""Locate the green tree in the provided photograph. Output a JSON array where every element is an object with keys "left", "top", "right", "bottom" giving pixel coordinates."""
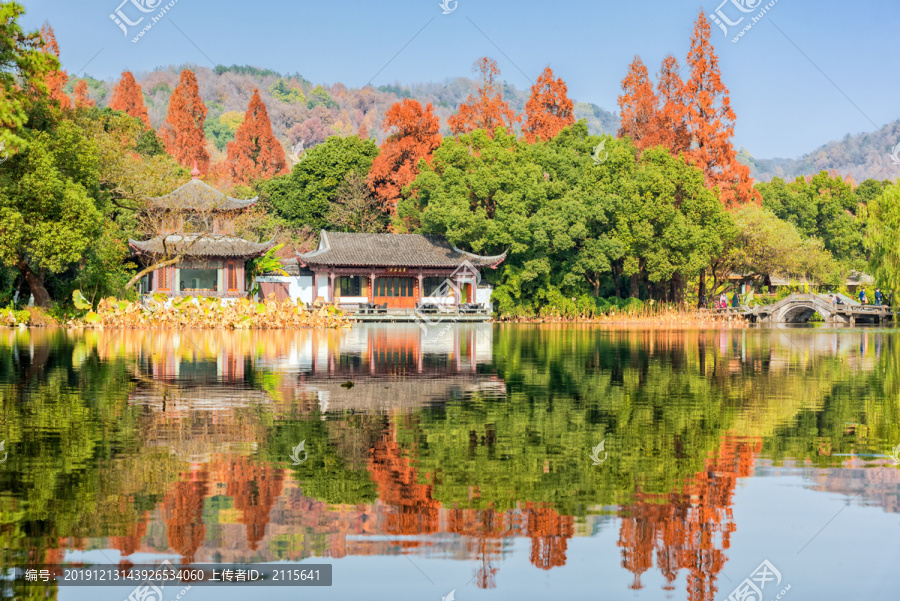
[
  {"left": 757, "top": 172, "right": 865, "bottom": 269},
  {"left": 0, "top": 120, "right": 102, "bottom": 306},
  {"left": 306, "top": 85, "right": 338, "bottom": 110},
  {"left": 401, "top": 121, "right": 727, "bottom": 314},
  {"left": 269, "top": 79, "right": 305, "bottom": 104},
  {"left": 609, "top": 146, "right": 729, "bottom": 303},
  {"left": 263, "top": 135, "right": 378, "bottom": 230},
  {"left": 204, "top": 110, "right": 244, "bottom": 151},
  {"left": 710, "top": 204, "right": 840, "bottom": 294},
  {"left": 866, "top": 182, "right": 900, "bottom": 295},
  {"left": 0, "top": 2, "right": 57, "bottom": 153}
]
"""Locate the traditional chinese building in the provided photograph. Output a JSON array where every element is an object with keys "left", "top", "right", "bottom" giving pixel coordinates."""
[
  {"left": 129, "top": 165, "right": 273, "bottom": 298},
  {"left": 288, "top": 231, "right": 506, "bottom": 309}
]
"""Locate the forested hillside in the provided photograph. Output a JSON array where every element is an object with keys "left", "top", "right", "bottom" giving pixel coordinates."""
[
  {"left": 71, "top": 63, "right": 900, "bottom": 185},
  {"left": 740, "top": 119, "right": 900, "bottom": 183},
  {"left": 70, "top": 64, "right": 618, "bottom": 160}
]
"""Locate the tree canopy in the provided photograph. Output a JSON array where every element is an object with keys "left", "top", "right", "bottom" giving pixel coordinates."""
[
  {"left": 448, "top": 57, "right": 519, "bottom": 138},
  {"left": 160, "top": 69, "right": 210, "bottom": 174},
  {"left": 0, "top": 3, "right": 57, "bottom": 152},
  {"left": 108, "top": 71, "right": 151, "bottom": 128},
  {"left": 225, "top": 88, "right": 288, "bottom": 185},
  {"left": 399, "top": 122, "right": 731, "bottom": 315},
  {"left": 264, "top": 134, "right": 379, "bottom": 231},
  {"left": 368, "top": 99, "right": 442, "bottom": 214}
]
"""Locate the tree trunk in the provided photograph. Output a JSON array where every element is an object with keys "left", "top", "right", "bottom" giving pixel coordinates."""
[
  {"left": 698, "top": 268, "right": 707, "bottom": 308},
  {"left": 672, "top": 272, "right": 685, "bottom": 307},
  {"left": 16, "top": 259, "right": 51, "bottom": 308},
  {"left": 629, "top": 273, "right": 640, "bottom": 299},
  {"left": 124, "top": 256, "right": 182, "bottom": 290},
  {"left": 613, "top": 264, "right": 621, "bottom": 298}
]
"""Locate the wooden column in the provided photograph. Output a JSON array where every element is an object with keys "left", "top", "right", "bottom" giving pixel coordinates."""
[
  {"left": 329, "top": 272, "right": 335, "bottom": 303},
  {"left": 369, "top": 273, "right": 376, "bottom": 303},
  {"left": 417, "top": 271, "right": 424, "bottom": 303}
]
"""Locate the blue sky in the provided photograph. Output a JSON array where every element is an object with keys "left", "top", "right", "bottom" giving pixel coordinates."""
[{"left": 18, "top": 0, "right": 900, "bottom": 158}]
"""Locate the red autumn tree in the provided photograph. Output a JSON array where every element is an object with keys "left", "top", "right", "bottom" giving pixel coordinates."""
[
  {"left": 72, "top": 80, "right": 94, "bottom": 108},
  {"left": 225, "top": 89, "right": 288, "bottom": 185},
  {"left": 38, "top": 24, "right": 70, "bottom": 109},
  {"left": 448, "top": 57, "right": 519, "bottom": 137},
  {"left": 648, "top": 55, "right": 689, "bottom": 153},
  {"left": 617, "top": 56, "right": 657, "bottom": 148},
  {"left": 368, "top": 99, "right": 442, "bottom": 213},
  {"left": 683, "top": 11, "right": 759, "bottom": 207},
  {"left": 522, "top": 66, "right": 575, "bottom": 143},
  {"left": 160, "top": 69, "right": 210, "bottom": 174},
  {"left": 109, "top": 71, "right": 151, "bottom": 127}
]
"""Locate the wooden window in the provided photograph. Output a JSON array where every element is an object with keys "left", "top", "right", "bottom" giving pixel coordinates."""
[
  {"left": 423, "top": 277, "right": 445, "bottom": 296},
  {"left": 227, "top": 262, "right": 238, "bottom": 292},
  {"left": 158, "top": 266, "right": 170, "bottom": 291},
  {"left": 339, "top": 276, "right": 361, "bottom": 296}
]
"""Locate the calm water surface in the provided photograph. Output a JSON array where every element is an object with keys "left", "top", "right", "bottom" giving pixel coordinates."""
[{"left": 1, "top": 324, "right": 900, "bottom": 600}]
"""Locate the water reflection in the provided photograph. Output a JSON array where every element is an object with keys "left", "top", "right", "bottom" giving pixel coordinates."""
[{"left": 1, "top": 326, "right": 899, "bottom": 600}]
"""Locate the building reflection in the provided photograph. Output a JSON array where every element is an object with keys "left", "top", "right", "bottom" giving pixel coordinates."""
[{"left": 7, "top": 325, "right": 893, "bottom": 601}]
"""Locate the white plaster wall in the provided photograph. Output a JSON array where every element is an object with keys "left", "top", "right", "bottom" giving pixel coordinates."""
[
  {"left": 476, "top": 285, "right": 493, "bottom": 307},
  {"left": 254, "top": 275, "right": 314, "bottom": 305},
  {"left": 422, "top": 295, "right": 456, "bottom": 305}
]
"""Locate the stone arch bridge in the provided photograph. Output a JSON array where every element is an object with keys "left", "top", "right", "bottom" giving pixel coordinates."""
[{"left": 745, "top": 293, "right": 892, "bottom": 325}]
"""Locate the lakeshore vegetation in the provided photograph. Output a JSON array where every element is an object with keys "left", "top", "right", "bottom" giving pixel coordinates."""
[{"left": 0, "top": 3, "right": 896, "bottom": 321}]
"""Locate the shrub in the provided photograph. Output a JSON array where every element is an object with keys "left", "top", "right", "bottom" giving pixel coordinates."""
[{"left": 1, "top": 307, "right": 31, "bottom": 326}]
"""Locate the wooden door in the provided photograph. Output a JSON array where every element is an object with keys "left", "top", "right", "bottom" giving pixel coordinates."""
[
  {"left": 373, "top": 276, "right": 417, "bottom": 309},
  {"left": 259, "top": 281, "right": 290, "bottom": 301}
]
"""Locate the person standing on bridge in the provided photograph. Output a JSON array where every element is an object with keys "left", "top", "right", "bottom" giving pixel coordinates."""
[
  {"left": 874, "top": 288, "right": 883, "bottom": 306},
  {"left": 859, "top": 289, "right": 868, "bottom": 305},
  {"left": 732, "top": 292, "right": 740, "bottom": 308},
  {"left": 719, "top": 292, "right": 727, "bottom": 309}
]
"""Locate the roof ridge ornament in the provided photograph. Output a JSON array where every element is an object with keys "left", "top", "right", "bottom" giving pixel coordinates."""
[{"left": 190, "top": 160, "right": 200, "bottom": 180}]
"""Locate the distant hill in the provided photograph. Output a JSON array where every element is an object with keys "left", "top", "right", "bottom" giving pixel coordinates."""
[
  {"left": 740, "top": 120, "right": 900, "bottom": 183},
  {"left": 70, "top": 65, "right": 900, "bottom": 184},
  {"left": 75, "top": 64, "right": 619, "bottom": 162}
]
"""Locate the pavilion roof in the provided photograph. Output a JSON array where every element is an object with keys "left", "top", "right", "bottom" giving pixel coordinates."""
[
  {"left": 149, "top": 178, "right": 258, "bottom": 212},
  {"left": 297, "top": 231, "right": 507, "bottom": 269},
  {"left": 129, "top": 235, "right": 274, "bottom": 259}
]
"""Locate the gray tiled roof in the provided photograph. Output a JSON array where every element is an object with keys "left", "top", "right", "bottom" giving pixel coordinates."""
[
  {"left": 129, "top": 235, "right": 274, "bottom": 258},
  {"left": 297, "top": 231, "right": 507, "bottom": 268},
  {"left": 149, "top": 179, "right": 258, "bottom": 211}
]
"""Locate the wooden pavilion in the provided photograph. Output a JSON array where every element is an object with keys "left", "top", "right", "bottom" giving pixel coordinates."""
[
  {"left": 129, "top": 165, "right": 273, "bottom": 298},
  {"left": 295, "top": 231, "right": 506, "bottom": 310}
]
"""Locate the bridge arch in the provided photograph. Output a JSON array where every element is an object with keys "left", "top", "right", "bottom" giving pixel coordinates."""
[{"left": 776, "top": 303, "right": 831, "bottom": 324}]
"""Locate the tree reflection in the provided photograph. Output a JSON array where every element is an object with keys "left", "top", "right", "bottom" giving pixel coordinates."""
[
  {"left": 618, "top": 435, "right": 761, "bottom": 600},
  {"left": 2, "top": 326, "right": 900, "bottom": 601}
]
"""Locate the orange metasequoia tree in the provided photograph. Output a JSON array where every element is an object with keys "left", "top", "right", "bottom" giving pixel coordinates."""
[
  {"left": 160, "top": 69, "right": 210, "bottom": 174},
  {"left": 225, "top": 88, "right": 288, "bottom": 185},
  {"left": 683, "top": 11, "right": 758, "bottom": 206},
  {"left": 522, "top": 66, "right": 575, "bottom": 143},
  {"left": 448, "top": 57, "right": 520, "bottom": 137},
  {"left": 38, "top": 24, "right": 70, "bottom": 109},
  {"left": 617, "top": 56, "right": 657, "bottom": 148},
  {"left": 109, "top": 71, "right": 151, "bottom": 127},
  {"left": 649, "top": 55, "right": 689, "bottom": 152},
  {"left": 72, "top": 80, "right": 94, "bottom": 108},
  {"left": 617, "top": 15, "right": 759, "bottom": 207},
  {"left": 368, "top": 99, "right": 442, "bottom": 213}
]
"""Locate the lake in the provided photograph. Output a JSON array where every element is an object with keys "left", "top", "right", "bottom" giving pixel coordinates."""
[{"left": 1, "top": 324, "right": 899, "bottom": 600}]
